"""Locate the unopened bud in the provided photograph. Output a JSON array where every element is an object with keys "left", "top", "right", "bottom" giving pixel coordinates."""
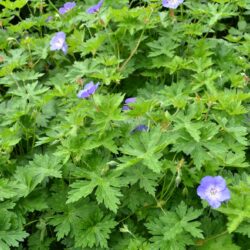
[
  {"left": 176, "top": 174, "right": 181, "bottom": 187},
  {"left": 182, "top": 186, "right": 188, "bottom": 196},
  {"left": 120, "top": 224, "right": 129, "bottom": 233}
]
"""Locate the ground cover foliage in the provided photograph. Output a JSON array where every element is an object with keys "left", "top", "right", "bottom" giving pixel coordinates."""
[{"left": 0, "top": 0, "right": 250, "bottom": 249}]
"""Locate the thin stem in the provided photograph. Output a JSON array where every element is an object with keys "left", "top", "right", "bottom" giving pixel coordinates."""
[
  {"left": 128, "top": 230, "right": 137, "bottom": 239},
  {"left": 164, "top": 184, "right": 176, "bottom": 204},
  {"left": 118, "top": 6, "right": 155, "bottom": 72},
  {"left": 146, "top": 113, "right": 157, "bottom": 126},
  {"left": 117, "top": 203, "right": 158, "bottom": 224},
  {"left": 204, "top": 230, "right": 228, "bottom": 242},
  {"left": 158, "top": 153, "right": 178, "bottom": 198},
  {"left": 24, "top": 219, "right": 39, "bottom": 227},
  {"left": 205, "top": 230, "right": 228, "bottom": 242},
  {"left": 27, "top": 2, "right": 34, "bottom": 17},
  {"left": 169, "top": 9, "right": 175, "bottom": 18},
  {"left": 196, "top": 230, "right": 228, "bottom": 246},
  {"left": 161, "top": 174, "right": 175, "bottom": 199},
  {"left": 24, "top": 216, "right": 55, "bottom": 227},
  {"left": 160, "top": 175, "right": 167, "bottom": 198},
  {"left": 118, "top": 29, "right": 145, "bottom": 72},
  {"left": 129, "top": 0, "right": 137, "bottom": 8},
  {"left": 48, "top": 0, "right": 58, "bottom": 13}
]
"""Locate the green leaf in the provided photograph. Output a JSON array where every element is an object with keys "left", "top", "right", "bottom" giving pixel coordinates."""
[
  {"left": 214, "top": 90, "right": 250, "bottom": 115},
  {"left": 67, "top": 174, "right": 124, "bottom": 213},
  {"left": 119, "top": 127, "right": 170, "bottom": 173},
  {"left": 0, "top": 208, "right": 28, "bottom": 250},
  {"left": 66, "top": 60, "right": 99, "bottom": 83},
  {"left": 95, "top": 176, "right": 123, "bottom": 213},
  {"left": 113, "top": 236, "right": 151, "bottom": 250},
  {"left": 198, "top": 234, "right": 240, "bottom": 250},
  {"left": 67, "top": 156, "right": 125, "bottom": 212},
  {"left": 123, "top": 165, "right": 160, "bottom": 196},
  {"left": 172, "top": 121, "right": 221, "bottom": 169},
  {"left": 0, "top": 49, "right": 28, "bottom": 77},
  {"left": 0, "top": 179, "right": 18, "bottom": 201},
  {"left": 74, "top": 211, "right": 117, "bottom": 249},
  {"left": 91, "top": 94, "right": 124, "bottom": 132},
  {"left": 176, "top": 202, "right": 204, "bottom": 238},
  {"left": 218, "top": 175, "right": 250, "bottom": 233},
  {"left": 28, "top": 231, "right": 52, "bottom": 250},
  {"left": 145, "top": 202, "right": 203, "bottom": 249},
  {"left": 14, "top": 154, "right": 62, "bottom": 196},
  {"left": 159, "top": 81, "right": 190, "bottom": 109},
  {"left": 18, "top": 190, "right": 48, "bottom": 212},
  {"left": 0, "top": 70, "right": 44, "bottom": 87},
  {"left": 122, "top": 184, "right": 154, "bottom": 212},
  {"left": 9, "top": 82, "right": 49, "bottom": 104},
  {"left": 66, "top": 180, "right": 97, "bottom": 204},
  {"left": 235, "top": 221, "right": 250, "bottom": 237},
  {"left": 0, "top": 0, "right": 27, "bottom": 10},
  {"left": 81, "top": 33, "right": 107, "bottom": 56},
  {"left": 49, "top": 198, "right": 96, "bottom": 241},
  {"left": 0, "top": 230, "right": 29, "bottom": 250},
  {"left": 147, "top": 36, "right": 178, "bottom": 58}
]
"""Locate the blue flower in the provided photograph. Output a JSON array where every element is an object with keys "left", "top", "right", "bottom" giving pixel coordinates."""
[
  {"left": 122, "top": 97, "right": 136, "bottom": 111},
  {"left": 131, "top": 125, "right": 148, "bottom": 133},
  {"left": 162, "top": 0, "right": 184, "bottom": 9},
  {"left": 50, "top": 32, "right": 68, "bottom": 54},
  {"left": 46, "top": 16, "right": 53, "bottom": 22},
  {"left": 59, "top": 2, "right": 76, "bottom": 15},
  {"left": 77, "top": 81, "right": 99, "bottom": 99},
  {"left": 87, "top": 0, "right": 104, "bottom": 14},
  {"left": 197, "top": 176, "right": 230, "bottom": 208}
]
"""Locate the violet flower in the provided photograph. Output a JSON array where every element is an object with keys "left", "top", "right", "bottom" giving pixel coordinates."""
[
  {"left": 77, "top": 81, "right": 99, "bottom": 99},
  {"left": 131, "top": 125, "right": 148, "bottom": 133},
  {"left": 122, "top": 97, "right": 136, "bottom": 111},
  {"left": 87, "top": 0, "right": 104, "bottom": 14},
  {"left": 162, "top": 0, "right": 184, "bottom": 9},
  {"left": 50, "top": 32, "right": 68, "bottom": 54},
  {"left": 46, "top": 16, "right": 53, "bottom": 22},
  {"left": 59, "top": 1, "right": 76, "bottom": 15},
  {"left": 197, "top": 176, "right": 230, "bottom": 209}
]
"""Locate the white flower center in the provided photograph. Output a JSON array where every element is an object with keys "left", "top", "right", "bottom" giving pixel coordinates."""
[
  {"left": 55, "top": 38, "right": 64, "bottom": 48},
  {"left": 205, "top": 185, "right": 220, "bottom": 200},
  {"left": 209, "top": 187, "right": 218, "bottom": 196}
]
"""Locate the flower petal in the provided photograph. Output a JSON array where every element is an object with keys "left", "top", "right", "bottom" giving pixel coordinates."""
[
  {"left": 125, "top": 97, "right": 136, "bottom": 104},
  {"left": 84, "top": 81, "right": 94, "bottom": 90},
  {"left": 197, "top": 184, "right": 209, "bottom": 199},
  {"left": 207, "top": 199, "right": 221, "bottom": 209},
  {"left": 77, "top": 82, "right": 99, "bottom": 99},
  {"left": 218, "top": 188, "right": 230, "bottom": 202},
  {"left": 162, "top": 0, "right": 184, "bottom": 9},
  {"left": 200, "top": 176, "right": 215, "bottom": 187},
  {"left": 62, "top": 43, "right": 68, "bottom": 54},
  {"left": 131, "top": 125, "right": 148, "bottom": 133},
  {"left": 122, "top": 105, "right": 130, "bottom": 111},
  {"left": 77, "top": 89, "right": 89, "bottom": 98},
  {"left": 87, "top": 0, "right": 104, "bottom": 14},
  {"left": 59, "top": 2, "right": 76, "bottom": 15},
  {"left": 213, "top": 176, "right": 226, "bottom": 191}
]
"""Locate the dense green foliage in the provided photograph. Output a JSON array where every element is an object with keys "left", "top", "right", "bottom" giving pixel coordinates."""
[{"left": 0, "top": 0, "right": 250, "bottom": 249}]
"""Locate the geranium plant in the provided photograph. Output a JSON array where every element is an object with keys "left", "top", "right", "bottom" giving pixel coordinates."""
[{"left": 0, "top": 0, "right": 249, "bottom": 249}]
